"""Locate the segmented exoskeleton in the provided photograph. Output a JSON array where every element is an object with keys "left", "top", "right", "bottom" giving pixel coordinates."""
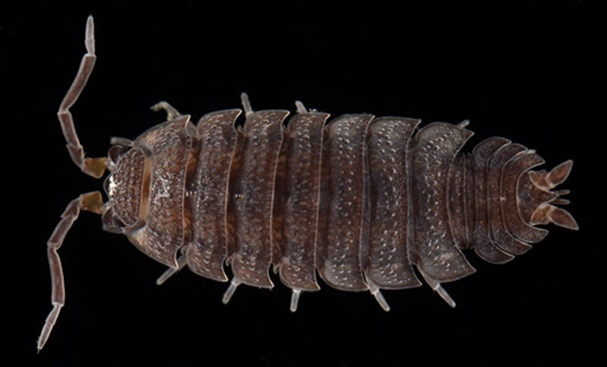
[{"left": 38, "top": 16, "right": 578, "bottom": 350}]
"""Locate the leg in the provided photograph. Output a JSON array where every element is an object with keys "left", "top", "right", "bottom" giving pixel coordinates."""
[
  {"left": 240, "top": 92, "right": 254, "bottom": 117},
  {"left": 294, "top": 100, "right": 319, "bottom": 114},
  {"left": 38, "top": 191, "right": 103, "bottom": 351},
  {"left": 457, "top": 120, "right": 470, "bottom": 129},
  {"left": 156, "top": 247, "right": 189, "bottom": 285},
  {"left": 290, "top": 289, "right": 302, "bottom": 312},
  {"left": 222, "top": 278, "right": 242, "bottom": 304},
  {"left": 110, "top": 137, "right": 133, "bottom": 146},
  {"left": 419, "top": 270, "right": 457, "bottom": 308},
  {"left": 367, "top": 280, "right": 391, "bottom": 312},
  {"left": 294, "top": 101, "right": 308, "bottom": 114},
  {"left": 57, "top": 16, "right": 107, "bottom": 179},
  {"left": 150, "top": 101, "right": 183, "bottom": 121}
]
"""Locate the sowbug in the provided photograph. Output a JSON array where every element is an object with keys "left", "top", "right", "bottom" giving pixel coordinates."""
[{"left": 39, "top": 16, "right": 578, "bottom": 351}]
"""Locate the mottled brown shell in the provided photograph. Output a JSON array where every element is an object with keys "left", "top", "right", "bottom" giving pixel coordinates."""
[{"left": 103, "top": 104, "right": 577, "bottom": 310}]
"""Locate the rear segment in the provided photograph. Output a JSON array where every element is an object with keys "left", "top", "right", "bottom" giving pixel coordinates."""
[
  {"left": 447, "top": 139, "right": 577, "bottom": 265},
  {"left": 520, "top": 160, "right": 578, "bottom": 230}
]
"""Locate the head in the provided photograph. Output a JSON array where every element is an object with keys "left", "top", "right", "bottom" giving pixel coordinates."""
[{"left": 101, "top": 138, "right": 146, "bottom": 234}]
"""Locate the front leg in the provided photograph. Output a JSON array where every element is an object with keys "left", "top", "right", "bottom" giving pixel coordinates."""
[
  {"left": 38, "top": 192, "right": 103, "bottom": 351},
  {"left": 57, "top": 16, "right": 106, "bottom": 179}
]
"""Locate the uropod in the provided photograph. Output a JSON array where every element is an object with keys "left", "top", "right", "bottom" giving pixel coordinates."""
[{"left": 39, "top": 16, "right": 578, "bottom": 350}]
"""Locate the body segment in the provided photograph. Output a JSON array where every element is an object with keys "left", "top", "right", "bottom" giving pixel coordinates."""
[
  {"left": 230, "top": 110, "right": 288, "bottom": 288},
  {"left": 127, "top": 116, "right": 192, "bottom": 268},
  {"left": 186, "top": 110, "right": 241, "bottom": 282},
  {"left": 277, "top": 112, "right": 329, "bottom": 292},
  {"left": 364, "top": 117, "right": 421, "bottom": 289},
  {"left": 316, "top": 114, "right": 374, "bottom": 291}
]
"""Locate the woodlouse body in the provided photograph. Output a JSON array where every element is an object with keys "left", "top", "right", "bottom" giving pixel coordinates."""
[{"left": 39, "top": 16, "right": 578, "bottom": 350}]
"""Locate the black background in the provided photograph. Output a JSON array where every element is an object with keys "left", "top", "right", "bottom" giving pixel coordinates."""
[{"left": 2, "top": 0, "right": 605, "bottom": 366}]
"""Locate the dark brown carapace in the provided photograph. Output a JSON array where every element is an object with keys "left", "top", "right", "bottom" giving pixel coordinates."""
[{"left": 38, "top": 16, "right": 579, "bottom": 350}]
